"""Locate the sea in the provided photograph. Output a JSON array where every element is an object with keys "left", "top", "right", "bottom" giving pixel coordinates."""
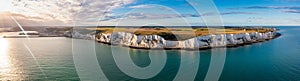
[{"left": 0, "top": 27, "right": 299, "bottom": 81}]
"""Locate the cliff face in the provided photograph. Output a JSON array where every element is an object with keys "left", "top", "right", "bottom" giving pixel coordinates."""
[
  {"left": 64, "top": 31, "right": 95, "bottom": 40},
  {"left": 95, "top": 31, "right": 279, "bottom": 49}
]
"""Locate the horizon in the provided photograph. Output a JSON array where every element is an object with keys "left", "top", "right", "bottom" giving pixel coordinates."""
[{"left": 0, "top": 25, "right": 293, "bottom": 28}]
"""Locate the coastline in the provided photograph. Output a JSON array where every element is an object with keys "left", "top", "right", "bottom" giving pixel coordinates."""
[
  {"left": 94, "top": 31, "right": 281, "bottom": 50},
  {"left": 1, "top": 27, "right": 281, "bottom": 50}
]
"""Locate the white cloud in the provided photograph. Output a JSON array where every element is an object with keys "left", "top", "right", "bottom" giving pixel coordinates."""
[
  {"left": 128, "top": 5, "right": 156, "bottom": 9},
  {"left": 8, "top": 0, "right": 135, "bottom": 26}
]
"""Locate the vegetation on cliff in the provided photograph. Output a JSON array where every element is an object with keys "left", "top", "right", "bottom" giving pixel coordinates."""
[{"left": 88, "top": 26, "right": 276, "bottom": 41}]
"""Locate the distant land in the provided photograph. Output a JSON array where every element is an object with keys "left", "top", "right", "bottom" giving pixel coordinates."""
[
  {"left": 1, "top": 26, "right": 277, "bottom": 38},
  {"left": 0, "top": 26, "right": 280, "bottom": 50},
  {"left": 0, "top": 26, "right": 72, "bottom": 37}
]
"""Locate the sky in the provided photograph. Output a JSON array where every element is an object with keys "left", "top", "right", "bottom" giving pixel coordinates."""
[{"left": 0, "top": 0, "right": 299, "bottom": 26}]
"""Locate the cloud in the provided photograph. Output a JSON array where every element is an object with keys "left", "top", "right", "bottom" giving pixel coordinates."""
[
  {"left": 229, "top": 6, "right": 300, "bottom": 10},
  {"left": 99, "top": 11, "right": 258, "bottom": 21},
  {"left": 274, "top": 0, "right": 300, "bottom": 2},
  {"left": 0, "top": 12, "right": 67, "bottom": 27},
  {"left": 128, "top": 4, "right": 176, "bottom": 12},
  {"left": 7, "top": 12, "right": 44, "bottom": 21},
  {"left": 99, "top": 13, "right": 196, "bottom": 21},
  {"left": 221, "top": 12, "right": 259, "bottom": 15},
  {"left": 229, "top": 6, "right": 300, "bottom": 14},
  {"left": 9, "top": 0, "right": 135, "bottom": 26},
  {"left": 282, "top": 10, "right": 300, "bottom": 13},
  {"left": 129, "top": 5, "right": 156, "bottom": 9},
  {"left": 294, "top": 19, "right": 300, "bottom": 22},
  {"left": 246, "top": 6, "right": 300, "bottom": 10}
]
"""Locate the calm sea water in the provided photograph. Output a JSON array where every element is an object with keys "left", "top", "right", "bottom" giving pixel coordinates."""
[{"left": 0, "top": 27, "right": 300, "bottom": 81}]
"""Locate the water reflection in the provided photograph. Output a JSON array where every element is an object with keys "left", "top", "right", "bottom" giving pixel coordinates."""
[
  {"left": 0, "top": 38, "right": 25, "bottom": 80},
  {"left": 0, "top": 38, "right": 12, "bottom": 80},
  {"left": 0, "top": 38, "right": 80, "bottom": 80}
]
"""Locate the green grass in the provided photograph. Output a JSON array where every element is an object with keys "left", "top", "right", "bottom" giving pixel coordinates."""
[{"left": 88, "top": 27, "right": 275, "bottom": 41}]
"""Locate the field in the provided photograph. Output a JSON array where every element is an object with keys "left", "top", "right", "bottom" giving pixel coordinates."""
[{"left": 87, "top": 27, "right": 276, "bottom": 41}]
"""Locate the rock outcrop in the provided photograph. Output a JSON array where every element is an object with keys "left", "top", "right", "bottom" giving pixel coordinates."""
[
  {"left": 95, "top": 31, "right": 280, "bottom": 49},
  {"left": 64, "top": 31, "right": 95, "bottom": 40}
]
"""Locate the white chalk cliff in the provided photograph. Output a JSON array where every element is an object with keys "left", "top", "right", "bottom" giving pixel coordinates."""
[
  {"left": 64, "top": 31, "right": 95, "bottom": 40},
  {"left": 95, "top": 31, "right": 279, "bottom": 49}
]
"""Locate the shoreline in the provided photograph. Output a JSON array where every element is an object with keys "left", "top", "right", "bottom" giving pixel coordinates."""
[
  {"left": 97, "top": 33, "right": 280, "bottom": 51},
  {"left": 95, "top": 31, "right": 281, "bottom": 50}
]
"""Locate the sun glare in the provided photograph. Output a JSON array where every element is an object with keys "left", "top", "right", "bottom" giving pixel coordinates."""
[
  {"left": 0, "top": 38, "right": 10, "bottom": 71},
  {"left": 0, "top": 0, "right": 12, "bottom": 12}
]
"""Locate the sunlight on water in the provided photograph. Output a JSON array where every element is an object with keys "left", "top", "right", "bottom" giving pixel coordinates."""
[
  {"left": 0, "top": 38, "right": 25, "bottom": 80},
  {"left": 0, "top": 38, "right": 11, "bottom": 80}
]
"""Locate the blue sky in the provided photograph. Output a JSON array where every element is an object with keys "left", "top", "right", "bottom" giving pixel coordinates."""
[
  {"left": 106, "top": 0, "right": 300, "bottom": 26},
  {"left": 1, "top": 0, "right": 300, "bottom": 26}
]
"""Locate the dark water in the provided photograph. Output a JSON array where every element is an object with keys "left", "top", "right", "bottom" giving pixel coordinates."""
[{"left": 1, "top": 27, "right": 300, "bottom": 81}]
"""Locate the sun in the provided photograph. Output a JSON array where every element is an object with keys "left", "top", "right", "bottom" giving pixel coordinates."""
[{"left": 0, "top": 0, "right": 13, "bottom": 12}]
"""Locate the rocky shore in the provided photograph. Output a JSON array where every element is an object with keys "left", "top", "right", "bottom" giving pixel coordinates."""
[{"left": 94, "top": 31, "right": 280, "bottom": 50}]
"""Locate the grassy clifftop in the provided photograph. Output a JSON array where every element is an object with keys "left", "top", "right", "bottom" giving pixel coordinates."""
[{"left": 88, "top": 27, "right": 276, "bottom": 41}]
